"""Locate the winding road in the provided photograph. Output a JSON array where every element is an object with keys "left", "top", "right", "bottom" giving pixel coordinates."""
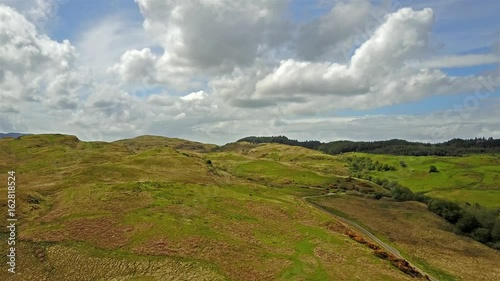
[{"left": 303, "top": 193, "right": 438, "bottom": 281}]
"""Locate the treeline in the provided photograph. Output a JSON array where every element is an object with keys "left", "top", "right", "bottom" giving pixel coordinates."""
[
  {"left": 320, "top": 138, "right": 500, "bottom": 156},
  {"left": 429, "top": 200, "right": 500, "bottom": 247},
  {"left": 408, "top": 190, "right": 499, "bottom": 249},
  {"left": 237, "top": 136, "right": 500, "bottom": 156}
]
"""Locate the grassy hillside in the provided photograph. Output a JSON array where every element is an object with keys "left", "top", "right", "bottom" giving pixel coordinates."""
[
  {"left": 339, "top": 153, "right": 500, "bottom": 207},
  {"left": 309, "top": 195, "right": 500, "bottom": 281},
  {"left": 0, "top": 135, "right": 498, "bottom": 280},
  {"left": 0, "top": 135, "right": 419, "bottom": 281},
  {"left": 113, "top": 135, "right": 218, "bottom": 153}
]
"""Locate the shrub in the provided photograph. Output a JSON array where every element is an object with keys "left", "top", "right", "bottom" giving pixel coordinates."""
[
  {"left": 414, "top": 193, "right": 428, "bottom": 203},
  {"left": 391, "top": 185, "right": 415, "bottom": 202},
  {"left": 490, "top": 241, "right": 500, "bottom": 250},
  {"left": 373, "top": 192, "right": 384, "bottom": 200},
  {"left": 427, "top": 199, "right": 462, "bottom": 223},
  {"left": 380, "top": 179, "right": 390, "bottom": 187},
  {"left": 206, "top": 159, "right": 212, "bottom": 165},
  {"left": 429, "top": 165, "right": 438, "bottom": 173}
]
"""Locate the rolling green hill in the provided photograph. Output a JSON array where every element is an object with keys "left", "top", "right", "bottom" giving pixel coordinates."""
[{"left": 0, "top": 134, "right": 498, "bottom": 281}]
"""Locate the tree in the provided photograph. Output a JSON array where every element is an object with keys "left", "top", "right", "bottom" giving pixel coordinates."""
[
  {"left": 391, "top": 186, "right": 415, "bottom": 202},
  {"left": 429, "top": 165, "right": 438, "bottom": 173},
  {"left": 456, "top": 213, "right": 480, "bottom": 233},
  {"left": 427, "top": 199, "right": 462, "bottom": 223},
  {"left": 472, "top": 228, "right": 491, "bottom": 243},
  {"left": 206, "top": 159, "right": 212, "bottom": 165}
]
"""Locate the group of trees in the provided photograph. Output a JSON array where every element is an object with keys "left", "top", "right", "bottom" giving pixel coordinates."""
[
  {"left": 390, "top": 184, "right": 500, "bottom": 248},
  {"left": 237, "top": 136, "right": 500, "bottom": 156},
  {"left": 340, "top": 171, "right": 500, "bottom": 249},
  {"left": 319, "top": 137, "right": 500, "bottom": 156},
  {"left": 368, "top": 179, "right": 500, "bottom": 249},
  {"left": 354, "top": 176, "right": 426, "bottom": 202},
  {"left": 427, "top": 199, "right": 500, "bottom": 248},
  {"left": 346, "top": 156, "right": 396, "bottom": 177}
]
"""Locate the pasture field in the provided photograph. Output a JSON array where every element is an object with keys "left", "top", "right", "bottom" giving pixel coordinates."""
[{"left": 338, "top": 153, "right": 500, "bottom": 207}]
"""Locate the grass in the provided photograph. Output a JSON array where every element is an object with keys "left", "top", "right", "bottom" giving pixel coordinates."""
[
  {"left": 0, "top": 134, "right": 498, "bottom": 280},
  {"left": 425, "top": 189, "right": 500, "bottom": 208},
  {"left": 339, "top": 152, "right": 500, "bottom": 207},
  {"left": 232, "top": 159, "right": 335, "bottom": 187},
  {"left": 310, "top": 195, "right": 500, "bottom": 281}
]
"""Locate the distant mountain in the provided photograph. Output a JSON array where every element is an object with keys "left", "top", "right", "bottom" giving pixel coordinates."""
[{"left": 0, "top": 132, "right": 30, "bottom": 139}]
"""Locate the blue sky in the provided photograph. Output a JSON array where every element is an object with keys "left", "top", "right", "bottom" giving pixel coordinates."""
[
  {"left": 50, "top": 0, "right": 144, "bottom": 42},
  {"left": 0, "top": 0, "right": 498, "bottom": 143}
]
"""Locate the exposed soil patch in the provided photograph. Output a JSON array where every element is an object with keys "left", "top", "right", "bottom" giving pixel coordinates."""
[{"left": 324, "top": 216, "right": 425, "bottom": 279}]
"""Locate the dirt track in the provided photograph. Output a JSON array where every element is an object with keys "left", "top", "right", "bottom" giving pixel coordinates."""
[{"left": 303, "top": 194, "right": 438, "bottom": 281}]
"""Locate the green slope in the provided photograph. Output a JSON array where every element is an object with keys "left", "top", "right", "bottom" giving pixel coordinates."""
[{"left": 338, "top": 152, "right": 500, "bottom": 207}]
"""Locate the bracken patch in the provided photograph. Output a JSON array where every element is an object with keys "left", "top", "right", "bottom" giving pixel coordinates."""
[{"left": 67, "top": 217, "right": 134, "bottom": 249}]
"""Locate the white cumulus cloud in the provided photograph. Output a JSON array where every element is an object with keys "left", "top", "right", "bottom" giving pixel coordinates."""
[
  {"left": 180, "top": 91, "right": 208, "bottom": 101},
  {"left": 0, "top": 5, "right": 81, "bottom": 108}
]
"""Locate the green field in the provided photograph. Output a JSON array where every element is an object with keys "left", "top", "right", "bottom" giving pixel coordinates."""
[
  {"left": 0, "top": 135, "right": 498, "bottom": 280},
  {"left": 338, "top": 153, "right": 500, "bottom": 207}
]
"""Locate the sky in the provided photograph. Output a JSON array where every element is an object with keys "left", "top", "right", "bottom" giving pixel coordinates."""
[{"left": 0, "top": 0, "right": 498, "bottom": 144}]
